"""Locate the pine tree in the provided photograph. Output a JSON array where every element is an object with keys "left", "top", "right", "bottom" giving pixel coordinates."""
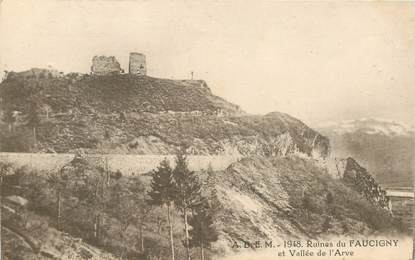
[
  {"left": 107, "top": 178, "right": 150, "bottom": 258},
  {"left": 82, "top": 166, "right": 108, "bottom": 244},
  {"left": 189, "top": 200, "right": 218, "bottom": 260},
  {"left": 172, "top": 149, "right": 202, "bottom": 260},
  {"left": 148, "top": 159, "right": 176, "bottom": 260},
  {"left": 204, "top": 164, "right": 222, "bottom": 216},
  {"left": 60, "top": 154, "right": 109, "bottom": 244},
  {"left": 126, "top": 177, "right": 152, "bottom": 254},
  {"left": 205, "top": 164, "right": 216, "bottom": 196}
]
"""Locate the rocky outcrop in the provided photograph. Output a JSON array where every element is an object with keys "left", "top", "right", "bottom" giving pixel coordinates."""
[
  {"left": 211, "top": 156, "right": 397, "bottom": 254},
  {"left": 340, "top": 157, "right": 390, "bottom": 210}
]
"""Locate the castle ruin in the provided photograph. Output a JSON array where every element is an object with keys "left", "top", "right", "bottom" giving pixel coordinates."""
[
  {"left": 129, "top": 52, "right": 146, "bottom": 75},
  {"left": 91, "top": 56, "right": 122, "bottom": 75},
  {"left": 90, "top": 53, "right": 147, "bottom": 76}
]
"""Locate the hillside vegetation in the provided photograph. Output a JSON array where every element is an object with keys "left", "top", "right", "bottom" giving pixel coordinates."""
[
  {"left": 1, "top": 154, "right": 405, "bottom": 259},
  {"left": 214, "top": 156, "right": 402, "bottom": 250},
  {"left": 0, "top": 72, "right": 328, "bottom": 158}
]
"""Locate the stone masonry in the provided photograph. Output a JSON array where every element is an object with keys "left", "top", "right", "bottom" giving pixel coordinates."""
[
  {"left": 91, "top": 56, "right": 122, "bottom": 75},
  {"left": 129, "top": 52, "right": 146, "bottom": 75}
]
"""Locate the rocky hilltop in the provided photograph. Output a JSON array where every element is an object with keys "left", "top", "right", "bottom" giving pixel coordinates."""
[{"left": 0, "top": 70, "right": 329, "bottom": 159}]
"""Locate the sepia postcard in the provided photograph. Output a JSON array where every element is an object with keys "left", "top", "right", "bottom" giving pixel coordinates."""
[{"left": 0, "top": 0, "right": 413, "bottom": 259}]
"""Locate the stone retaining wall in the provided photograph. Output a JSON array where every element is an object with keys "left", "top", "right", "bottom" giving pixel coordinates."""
[{"left": 0, "top": 153, "right": 239, "bottom": 175}]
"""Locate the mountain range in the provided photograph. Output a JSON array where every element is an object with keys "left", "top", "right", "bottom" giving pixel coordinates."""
[{"left": 317, "top": 118, "right": 414, "bottom": 188}]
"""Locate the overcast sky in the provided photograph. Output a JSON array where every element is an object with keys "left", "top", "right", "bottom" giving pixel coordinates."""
[{"left": 0, "top": 0, "right": 414, "bottom": 127}]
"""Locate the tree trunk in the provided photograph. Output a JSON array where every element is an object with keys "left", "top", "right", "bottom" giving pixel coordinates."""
[
  {"left": 33, "top": 127, "right": 37, "bottom": 147},
  {"left": 94, "top": 214, "right": 101, "bottom": 244},
  {"left": 167, "top": 204, "right": 175, "bottom": 260},
  {"left": 183, "top": 208, "right": 191, "bottom": 260},
  {"left": 139, "top": 219, "right": 144, "bottom": 253},
  {"left": 200, "top": 242, "right": 205, "bottom": 260},
  {"left": 156, "top": 217, "right": 163, "bottom": 260},
  {"left": 119, "top": 227, "right": 127, "bottom": 257},
  {"left": 57, "top": 190, "right": 61, "bottom": 231},
  {"left": 0, "top": 174, "right": 3, "bottom": 260},
  {"left": 119, "top": 232, "right": 126, "bottom": 260},
  {"left": 105, "top": 157, "right": 110, "bottom": 186}
]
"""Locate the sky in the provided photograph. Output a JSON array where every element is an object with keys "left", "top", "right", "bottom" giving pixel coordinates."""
[{"left": 0, "top": 0, "right": 414, "bottom": 127}]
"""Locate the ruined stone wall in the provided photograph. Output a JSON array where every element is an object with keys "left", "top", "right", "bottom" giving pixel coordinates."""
[
  {"left": 0, "top": 153, "right": 238, "bottom": 175},
  {"left": 91, "top": 56, "right": 121, "bottom": 75},
  {"left": 129, "top": 52, "right": 146, "bottom": 75}
]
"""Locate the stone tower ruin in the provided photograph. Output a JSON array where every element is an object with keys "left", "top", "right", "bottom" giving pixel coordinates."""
[
  {"left": 129, "top": 52, "right": 146, "bottom": 75},
  {"left": 91, "top": 56, "right": 121, "bottom": 75}
]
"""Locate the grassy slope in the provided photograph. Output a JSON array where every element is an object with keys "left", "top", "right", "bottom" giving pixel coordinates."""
[
  {"left": 0, "top": 74, "right": 329, "bottom": 156},
  {"left": 1, "top": 74, "right": 241, "bottom": 116}
]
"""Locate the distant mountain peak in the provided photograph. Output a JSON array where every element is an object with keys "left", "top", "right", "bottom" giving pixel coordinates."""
[{"left": 318, "top": 118, "right": 415, "bottom": 137}]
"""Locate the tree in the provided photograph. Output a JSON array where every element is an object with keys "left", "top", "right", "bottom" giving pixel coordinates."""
[
  {"left": 204, "top": 164, "right": 216, "bottom": 195},
  {"left": 83, "top": 165, "right": 111, "bottom": 244},
  {"left": 148, "top": 159, "right": 176, "bottom": 260},
  {"left": 47, "top": 167, "right": 70, "bottom": 231},
  {"left": 26, "top": 97, "right": 42, "bottom": 148},
  {"left": 204, "top": 164, "right": 222, "bottom": 216},
  {"left": 128, "top": 178, "right": 152, "bottom": 254},
  {"left": 59, "top": 154, "right": 109, "bottom": 243},
  {"left": 188, "top": 200, "right": 218, "bottom": 260},
  {"left": 3, "top": 110, "right": 15, "bottom": 133},
  {"left": 108, "top": 177, "right": 151, "bottom": 256},
  {"left": 0, "top": 162, "right": 13, "bottom": 260},
  {"left": 172, "top": 149, "right": 202, "bottom": 260},
  {"left": 0, "top": 127, "right": 32, "bottom": 152},
  {"left": 43, "top": 104, "right": 52, "bottom": 119},
  {"left": 2, "top": 70, "right": 9, "bottom": 82},
  {"left": 107, "top": 179, "right": 140, "bottom": 258}
]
